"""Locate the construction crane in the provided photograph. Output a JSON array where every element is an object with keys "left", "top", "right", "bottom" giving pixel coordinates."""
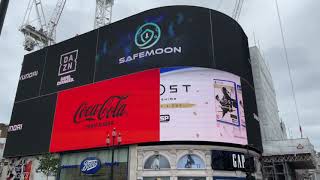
[
  {"left": 95, "top": 0, "right": 114, "bottom": 28},
  {"left": 20, "top": 0, "right": 66, "bottom": 51},
  {"left": 19, "top": 0, "right": 247, "bottom": 51},
  {"left": 20, "top": 0, "right": 114, "bottom": 51},
  {"left": 19, "top": 0, "right": 245, "bottom": 51},
  {"left": 232, "top": 0, "right": 244, "bottom": 21}
]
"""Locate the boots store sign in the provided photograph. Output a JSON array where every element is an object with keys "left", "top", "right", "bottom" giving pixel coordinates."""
[{"left": 80, "top": 157, "right": 101, "bottom": 175}]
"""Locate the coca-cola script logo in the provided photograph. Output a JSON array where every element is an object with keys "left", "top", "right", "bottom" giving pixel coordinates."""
[{"left": 73, "top": 95, "right": 128, "bottom": 124}]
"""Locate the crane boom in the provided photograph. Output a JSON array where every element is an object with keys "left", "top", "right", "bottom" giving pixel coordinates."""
[
  {"left": 47, "top": 0, "right": 66, "bottom": 44},
  {"left": 95, "top": 0, "right": 114, "bottom": 28},
  {"left": 21, "top": 0, "right": 46, "bottom": 30},
  {"left": 33, "top": 0, "right": 47, "bottom": 29},
  {"left": 19, "top": 0, "right": 115, "bottom": 51},
  {"left": 20, "top": 0, "right": 66, "bottom": 51}
]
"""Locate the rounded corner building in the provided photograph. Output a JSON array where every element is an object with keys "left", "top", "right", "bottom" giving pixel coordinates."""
[{"left": 3, "top": 5, "right": 263, "bottom": 180}]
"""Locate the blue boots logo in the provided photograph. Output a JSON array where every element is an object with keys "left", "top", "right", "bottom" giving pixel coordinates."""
[
  {"left": 80, "top": 157, "right": 101, "bottom": 175},
  {"left": 135, "top": 22, "right": 161, "bottom": 49}
]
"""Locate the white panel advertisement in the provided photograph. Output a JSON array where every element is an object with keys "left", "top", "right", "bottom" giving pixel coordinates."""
[{"left": 160, "top": 67, "right": 247, "bottom": 145}]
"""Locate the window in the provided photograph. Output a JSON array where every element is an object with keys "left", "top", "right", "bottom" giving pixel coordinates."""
[
  {"left": 177, "top": 154, "right": 205, "bottom": 169},
  {"left": 144, "top": 154, "right": 170, "bottom": 170},
  {"left": 60, "top": 163, "right": 128, "bottom": 180},
  {"left": 59, "top": 148, "right": 128, "bottom": 180},
  {"left": 143, "top": 177, "right": 170, "bottom": 180},
  {"left": 178, "top": 177, "right": 206, "bottom": 180}
]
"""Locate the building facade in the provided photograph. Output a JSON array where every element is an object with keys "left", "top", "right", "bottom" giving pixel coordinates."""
[
  {"left": 3, "top": 6, "right": 263, "bottom": 180},
  {"left": 250, "top": 46, "right": 286, "bottom": 142},
  {"left": 250, "top": 47, "right": 319, "bottom": 180},
  {"left": 53, "top": 144, "right": 262, "bottom": 180},
  {"left": 133, "top": 144, "right": 261, "bottom": 180}
]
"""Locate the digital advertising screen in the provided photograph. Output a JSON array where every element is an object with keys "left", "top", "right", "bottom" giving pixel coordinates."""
[
  {"left": 4, "top": 94, "right": 57, "bottom": 157},
  {"left": 40, "top": 30, "right": 97, "bottom": 95},
  {"left": 15, "top": 48, "right": 47, "bottom": 102},
  {"left": 5, "top": 5, "right": 262, "bottom": 157},
  {"left": 50, "top": 67, "right": 247, "bottom": 153},
  {"left": 50, "top": 69, "right": 160, "bottom": 152},
  {"left": 160, "top": 67, "right": 247, "bottom": 145},
  {"left": 95, "top": 6, "right": 213, "bottom": 82}
]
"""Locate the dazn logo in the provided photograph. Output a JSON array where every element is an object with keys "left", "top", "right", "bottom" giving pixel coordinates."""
[{"left": 58, "top": 50, "right": 78, "bottom": 76}]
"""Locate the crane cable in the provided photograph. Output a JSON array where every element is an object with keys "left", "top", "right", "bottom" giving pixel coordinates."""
[
  {"left": 237, "top": 0, "right": 245, "bottom": 21},
  {"left": 232, "top": 0, "right": 240, "bottom": 19},
  {"left": 21, "top": 0, "right": 33, "bottom": 26},
  {"left": 274, "top": 0, "right": 303, "bottom": 138},
  {"left": 232, "top": 0, "right": 245, "bottom": 21}
]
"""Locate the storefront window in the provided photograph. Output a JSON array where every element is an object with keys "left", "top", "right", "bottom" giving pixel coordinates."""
[
  {"left": 178, "top": 177, "right": 206, "bottom": 180},
  {"left": 177, "top": 154, "right": 205, "bottom": 169},
  {"left": 59, "top": 148, "right": 128, "bottom": 180},
  {"left": 144, "top": 154, "right": 170, "bottom": 170},
  {"left": 213, "top": 177, "right": 246, "bottom": 180},
  {"left": 143, "top": 177, "right": 170, "bottom": 180},
  {"left": 60, "top": 163, "right": 128, "bottom": 180}
]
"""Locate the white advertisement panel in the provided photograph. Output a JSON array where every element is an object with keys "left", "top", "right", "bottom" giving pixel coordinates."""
[{"left": 160, "top": 67, "right": 247, "bottom": 145}]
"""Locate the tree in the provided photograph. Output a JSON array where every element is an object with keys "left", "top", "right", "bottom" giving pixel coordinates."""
[{"left": 37, "top": 153, "right": 60, "bottom": 180}]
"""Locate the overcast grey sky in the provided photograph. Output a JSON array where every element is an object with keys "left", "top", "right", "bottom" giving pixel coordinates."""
[{"left": 0, "top": 0, "right": 319, "bottom": 150}]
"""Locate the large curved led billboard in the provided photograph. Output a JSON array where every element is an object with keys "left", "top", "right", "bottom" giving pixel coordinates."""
[
  {"left": 49, "top": 67, "right": 247, "bottom": 152},
  {"left": 4, "top": 6, "right": 262, "bottom": 157}
]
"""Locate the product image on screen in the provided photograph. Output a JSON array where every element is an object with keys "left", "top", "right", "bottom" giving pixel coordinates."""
[
  {"left": 160, "top": 67, "right": 247, "bottom": 145},
  {"left": 214, "top": 79, "right": 239, "bottom": 126}
]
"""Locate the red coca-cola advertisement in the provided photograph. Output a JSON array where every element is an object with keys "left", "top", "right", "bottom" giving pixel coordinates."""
[{"left": 50, "top": 69, "right": 160, "bottom": 152}]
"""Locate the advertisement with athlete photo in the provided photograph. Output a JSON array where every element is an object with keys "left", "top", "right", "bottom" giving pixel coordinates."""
[
  {"left": 214, "top": 79, "right": 239, "bottom": 126},
  {"left": 160, "top": 67, "right": 247, "bottom": 145}
]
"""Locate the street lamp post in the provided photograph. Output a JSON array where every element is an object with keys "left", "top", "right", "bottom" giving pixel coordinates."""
[{"left": 106, "top": 128, "right": 122, "bottom": 180}]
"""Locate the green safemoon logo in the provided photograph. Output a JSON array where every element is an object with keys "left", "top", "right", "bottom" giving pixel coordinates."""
[{"left": 135, "top": 22, "right": 161, "bottom": 49}]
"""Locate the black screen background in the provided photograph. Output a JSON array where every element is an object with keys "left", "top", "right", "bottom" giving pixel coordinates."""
[
  {"left": 4, "top": 94, "right": 57, "bottom": 157},
  {"left": 15, "top": 48, "right": 47, "bottom": 102}
]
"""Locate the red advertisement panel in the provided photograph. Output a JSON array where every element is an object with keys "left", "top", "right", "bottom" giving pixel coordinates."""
[{"left": 50, "top": 69, "right": 160, "bottom": 152}]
